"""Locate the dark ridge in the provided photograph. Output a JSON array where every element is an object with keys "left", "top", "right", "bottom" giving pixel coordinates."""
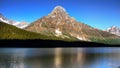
[{"left": 0, "top": 39, "right": 119, "bottom": 48}]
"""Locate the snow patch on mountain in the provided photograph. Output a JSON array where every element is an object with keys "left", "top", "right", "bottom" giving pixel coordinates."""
[
  {"left": 19, "top": 24, "right": 28, "bottom": 28},
  {"left": 12, "top": 22, "right": 20, "bottom": 26},
  {"left": 55, "top": 28, "right": 62, "bottom": 36},
  {"left": 0, "top": 13, "right": 29, "bottom": 29},
  {"left": 106, "top": 26, "right": 120, "bottom": 36},
  {"left": 0, "top": 17, "right": 9, "bottom": 24},
  {"left": 77, "top": 36, "right": 84, "bottom": 40}
]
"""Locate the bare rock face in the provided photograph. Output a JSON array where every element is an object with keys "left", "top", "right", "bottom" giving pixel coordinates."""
[
  {"left": 25, "top": 6, "right": 119, "bottom": 41},
  {"left": 106, "top": 26, "right": 120, "bottom": 36}
]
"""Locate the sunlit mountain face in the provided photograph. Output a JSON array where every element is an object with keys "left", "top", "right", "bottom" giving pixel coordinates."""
[{"left": 25, "top": 6, "right": 120, "bottom": 44}]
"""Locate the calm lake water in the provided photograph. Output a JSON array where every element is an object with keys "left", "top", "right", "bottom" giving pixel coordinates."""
[{"left": 0, "top": 48, "right": 120, "bottom": 68}]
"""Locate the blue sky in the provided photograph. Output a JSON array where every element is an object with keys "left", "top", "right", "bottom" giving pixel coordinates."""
[{"left": 0, "top": 0, "right": 120, "bottom": 30}]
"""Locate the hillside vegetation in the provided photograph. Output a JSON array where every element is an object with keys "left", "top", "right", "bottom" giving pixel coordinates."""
[
  {"left": 0, "top": 22, "right": 77, "bottom": 41},
  {"left": 0, "top": 22, "right": 120, "bottom": 44}
]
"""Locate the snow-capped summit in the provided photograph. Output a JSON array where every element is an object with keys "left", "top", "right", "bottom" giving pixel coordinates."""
[{"left": 0, "top": 13, "right": 29, "bottom": 28}]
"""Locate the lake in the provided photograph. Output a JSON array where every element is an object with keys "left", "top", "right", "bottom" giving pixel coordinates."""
[{"left": 0, "top": 48, "right": 120, "bottom": 68}]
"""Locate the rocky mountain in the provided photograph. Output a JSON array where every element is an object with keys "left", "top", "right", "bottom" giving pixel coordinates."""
[
  {"left": 0, "top": 13, "right": 28, "bottom": 28},
  {"left": 106, "top": 26, "right": 120, "bottom": 36},
  {"left": 25, "top": 6, "right": 120, "bottom": 42}
]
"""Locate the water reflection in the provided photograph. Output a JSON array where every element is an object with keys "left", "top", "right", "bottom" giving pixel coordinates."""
[
  {"left": 0, "top": 48, "right": 120, "bottom": 68},
  {"left": 55, "top": 48, "right": 62, "bottom": 68},
  {"left": 0, "top": 55, "right": 25, "bottom": 68}
]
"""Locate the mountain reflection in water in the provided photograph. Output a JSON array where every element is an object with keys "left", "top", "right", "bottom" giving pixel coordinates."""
[{"left": 0, "top": 48, "right": 120, "bottom": 68}]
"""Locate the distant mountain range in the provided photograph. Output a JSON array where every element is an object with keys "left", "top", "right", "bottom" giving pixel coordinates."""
[
  {"left": 0, "top": 13, "right": 28, "bottom": 28},
  {"left": 0, "top": 6, "right": 120, "bottom": 44},
  {"left": 106, "top": 26, "right": 120, "bottom": 36}
]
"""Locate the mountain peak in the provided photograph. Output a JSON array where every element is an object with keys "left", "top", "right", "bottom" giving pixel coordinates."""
[
  {"left": 25, "top": 6, "right": 120, "bottom": 42},
  {"left": 111, "top": 26, "right": 117, "bottom": 28},
  {"left": 54, "top": 6, "right": 66, "bottom": 12},
  {"left": 106, "top": 26, "right": 120, "bottom": 36},
  {"left": 50, "top": 6, "right": 68, "bottom": 15},
  {"left": 48, "top": 6, "right": 69, "bottom": 20}
]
